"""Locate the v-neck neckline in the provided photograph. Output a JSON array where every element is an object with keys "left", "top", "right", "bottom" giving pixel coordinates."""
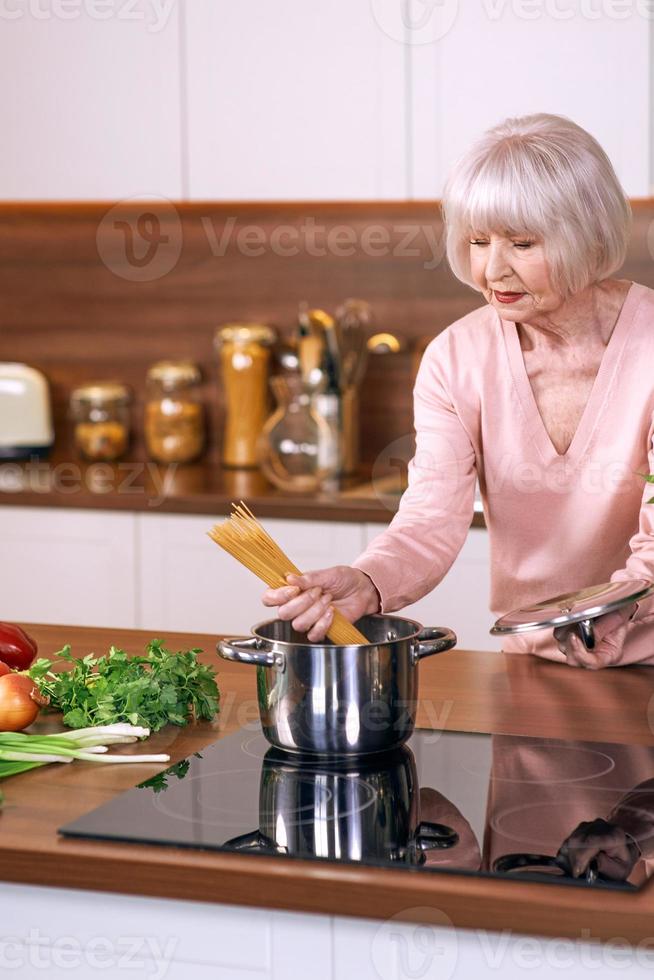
[{"left": 500, "top": 281, "right": 641, "bottom": 463}]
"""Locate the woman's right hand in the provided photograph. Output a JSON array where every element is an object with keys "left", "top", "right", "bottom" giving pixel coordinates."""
[{"left": 261, "top": 565, "right": 381, "bottom": 642}]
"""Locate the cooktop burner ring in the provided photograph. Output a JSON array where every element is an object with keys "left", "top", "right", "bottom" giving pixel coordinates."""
[
  {"left": 150, "top": 766, "right": 381, "bottom": 827},
  {"left": 463, "top": 742, "right": 616, "bottom": 784}
]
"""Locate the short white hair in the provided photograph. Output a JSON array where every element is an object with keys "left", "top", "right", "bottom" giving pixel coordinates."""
[{"left": 442, "top": 113, "right": 632, "bottom": 298}]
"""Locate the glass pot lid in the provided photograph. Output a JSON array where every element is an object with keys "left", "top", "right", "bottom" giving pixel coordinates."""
[{"left": 491, "top": 579, "right": 654, "bottom": 635}]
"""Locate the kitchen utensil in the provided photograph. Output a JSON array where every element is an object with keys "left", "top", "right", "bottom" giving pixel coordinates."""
[
  {"left": 297, "top": 334, "right": 325, "bottom": 390},
  {"left": 335, "top": 298, "right": 370, "bottom": 388},
  {"left": 305, "top": 307, "right": 342, "bottom": 392},
  {"left": 0, "top": 363, "right": 54, "bottom": 460},
  {"left": 275, "top": 342, "right": 300, "bottom": 374},
  {"left": 367, "top": 332, "right": 407, "bottom": 354},
  {"left": 224, "top": 744, "right": 459, "bottom": 864},
  {"left": 491, "top": 579, "right": 654, "bottom": 651},
  {"left": 217, "top": 613, "right": 457, "bottom": 756}
]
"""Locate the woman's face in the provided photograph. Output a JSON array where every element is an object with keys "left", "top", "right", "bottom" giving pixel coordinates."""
[{"left": 469, "top": 231, "right": 563, "bottom": 320}]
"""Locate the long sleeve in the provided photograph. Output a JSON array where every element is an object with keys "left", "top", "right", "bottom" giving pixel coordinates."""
[
  {"left": 610, "top": 414, "right": 654, "bottom": 624},
  {"left": 352, "top": 334, "right": 476, "bottom": 612}
]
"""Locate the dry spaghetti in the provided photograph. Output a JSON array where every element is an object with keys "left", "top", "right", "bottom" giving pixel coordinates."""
[{"left": 208, "top": 501, "right": 369, "bottom": 645}]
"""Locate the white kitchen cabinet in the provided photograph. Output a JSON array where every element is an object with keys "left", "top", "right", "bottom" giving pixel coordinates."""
[
  {"left": 0, "top": 881, "right": 333, "bottom": 980},
  {"left": 0, "top": 507, "right": 137, "bottom": 629},
  {"left": 332, "top": 912, "right": 654, "bottom": 980},
  {"left": 137, "top": 512, "right": 367, "bottom": 635},
  {"left": 409, "top": 2, "right": 650, "bottom": 198},
  {"left": 3, "top": 881, "right": 652, "bottom": 980},
  {"left": 363, "top": 523, "right": 500, "bottom": 652},
  {"left": 184, "top": 0, "right": 406, "bottom": 199},
  {"left": 0, "top": 0, "right": 182, "bottom": 199}
]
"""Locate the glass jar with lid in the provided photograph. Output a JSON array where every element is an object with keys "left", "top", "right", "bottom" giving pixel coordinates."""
[
  {"left": 144, "top": 360, "right": 205, "bottom": 464},
  {"left": 69, "top": 382, "right": 131, "bottom": 461},
  {"left": 215, "top": 323, "right": 276, "bottom": 468}
]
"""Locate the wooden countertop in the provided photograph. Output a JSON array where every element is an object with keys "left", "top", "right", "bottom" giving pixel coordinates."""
[
  {"left": 0, "top": 456, "right": 486, "bottom": 526},
  {"left": 1, "top": 623, "right": 652, "bottom": 941}
]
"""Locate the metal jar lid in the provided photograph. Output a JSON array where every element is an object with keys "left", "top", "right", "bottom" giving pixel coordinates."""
[
  {"left": 146, "top": 360, "right": 201, "bottom": 390},
  {"left": 491, "top": 579, "right": 654, "bottom": 636},
  {"left": 70, "top": 381, "right": 131, "bottom": 407},
  {"left": 215, "top": 323, "right": 276, "bottom": 347}
]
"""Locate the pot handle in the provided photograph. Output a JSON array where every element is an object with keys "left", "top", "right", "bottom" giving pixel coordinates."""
[
  {"left": 412, "top": 627, "right": 457, "bottom": 663},
  {"left": 217, "top": 636, "right": 285, "bottom": 670},
  {"left": 223, "top": 829, "right": 288, "bottom": 854},
  {"left": 576, "top": 618, "right": 596, "bottom": 650},
  {"left": 414, "top": 820, "right": 459, "bottom": 852}
]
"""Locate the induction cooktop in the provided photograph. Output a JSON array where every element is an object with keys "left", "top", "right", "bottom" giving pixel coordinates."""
[{"left": 60, "top": 726, "right": 654, "bottom": 890}]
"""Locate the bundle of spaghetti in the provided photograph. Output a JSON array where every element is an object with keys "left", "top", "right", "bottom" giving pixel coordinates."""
[{"left": 208, "top": 501, "right": 369, "bottom": 645}]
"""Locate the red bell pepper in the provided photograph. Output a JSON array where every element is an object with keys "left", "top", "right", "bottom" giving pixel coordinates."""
[{"left": 0, "top": 623, "right": 38, "bottom": 671}]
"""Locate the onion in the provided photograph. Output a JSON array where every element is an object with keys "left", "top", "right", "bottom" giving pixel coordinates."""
[{"left": 0, "top": 674, "right": 49, "bottom": 732}]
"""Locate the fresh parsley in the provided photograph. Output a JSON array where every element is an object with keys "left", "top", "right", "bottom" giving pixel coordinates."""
[{"left": 28, "top": 640, "right": 220, "bottom": 732}]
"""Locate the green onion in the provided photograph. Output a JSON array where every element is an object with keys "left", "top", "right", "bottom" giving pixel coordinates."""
[{"left": 0, "top": 724, "right": 170, "bottom": 782}]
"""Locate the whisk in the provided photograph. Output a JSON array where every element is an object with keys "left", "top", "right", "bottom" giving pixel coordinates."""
[{"left": 207, "top": 501, "right": 369, "bottom": 645}]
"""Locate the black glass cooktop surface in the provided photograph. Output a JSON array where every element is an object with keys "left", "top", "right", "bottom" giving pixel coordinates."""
[{"left": 60, "top": 726, "right": 654, "bottom": 890}]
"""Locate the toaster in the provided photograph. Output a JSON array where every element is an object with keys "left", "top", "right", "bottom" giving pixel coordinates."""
[{"left": 0, "top": 363, "right": 54, "bottom": 459}]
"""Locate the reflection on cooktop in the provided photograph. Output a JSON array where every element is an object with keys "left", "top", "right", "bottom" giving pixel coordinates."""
[{"left": 60, "top": 727, "right": 654, "bottom": 890}]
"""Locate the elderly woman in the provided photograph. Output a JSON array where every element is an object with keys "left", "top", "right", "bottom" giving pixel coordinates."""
[{"left": 263, "top": 112, "right": 654, "bottom": 669}]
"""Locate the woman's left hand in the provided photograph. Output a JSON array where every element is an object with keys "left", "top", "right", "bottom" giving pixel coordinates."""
[
  {"left": 555, "top": 817, "right": 641, "bottom": 880},
  {"left": 553, "top": 603, "right": 636, "bottom": 669}
]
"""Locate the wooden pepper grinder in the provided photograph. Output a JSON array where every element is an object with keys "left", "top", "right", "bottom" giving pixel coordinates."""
[{"left": 215, "top": 323, "right": 276, "bottom": 468}]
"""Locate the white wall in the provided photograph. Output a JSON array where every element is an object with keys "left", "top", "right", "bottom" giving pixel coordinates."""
[
  {"left": 0, "top": 0, "right": 651, "bottom": 200},
  {"left": 0, "top": 0, "right": 183, "bottom": 199}
]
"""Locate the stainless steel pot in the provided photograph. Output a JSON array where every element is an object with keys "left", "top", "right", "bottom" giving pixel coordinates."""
[
  {"left": 224, "top": 744, "right": 459, "bottom": 865},
  {"left": 217, "top": 614, "right": 456, "bottom": 756}
]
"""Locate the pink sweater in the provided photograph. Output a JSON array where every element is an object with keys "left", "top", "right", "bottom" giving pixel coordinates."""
[{"left": 353, "top": 281, "right": 654, "bottom": 665}]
